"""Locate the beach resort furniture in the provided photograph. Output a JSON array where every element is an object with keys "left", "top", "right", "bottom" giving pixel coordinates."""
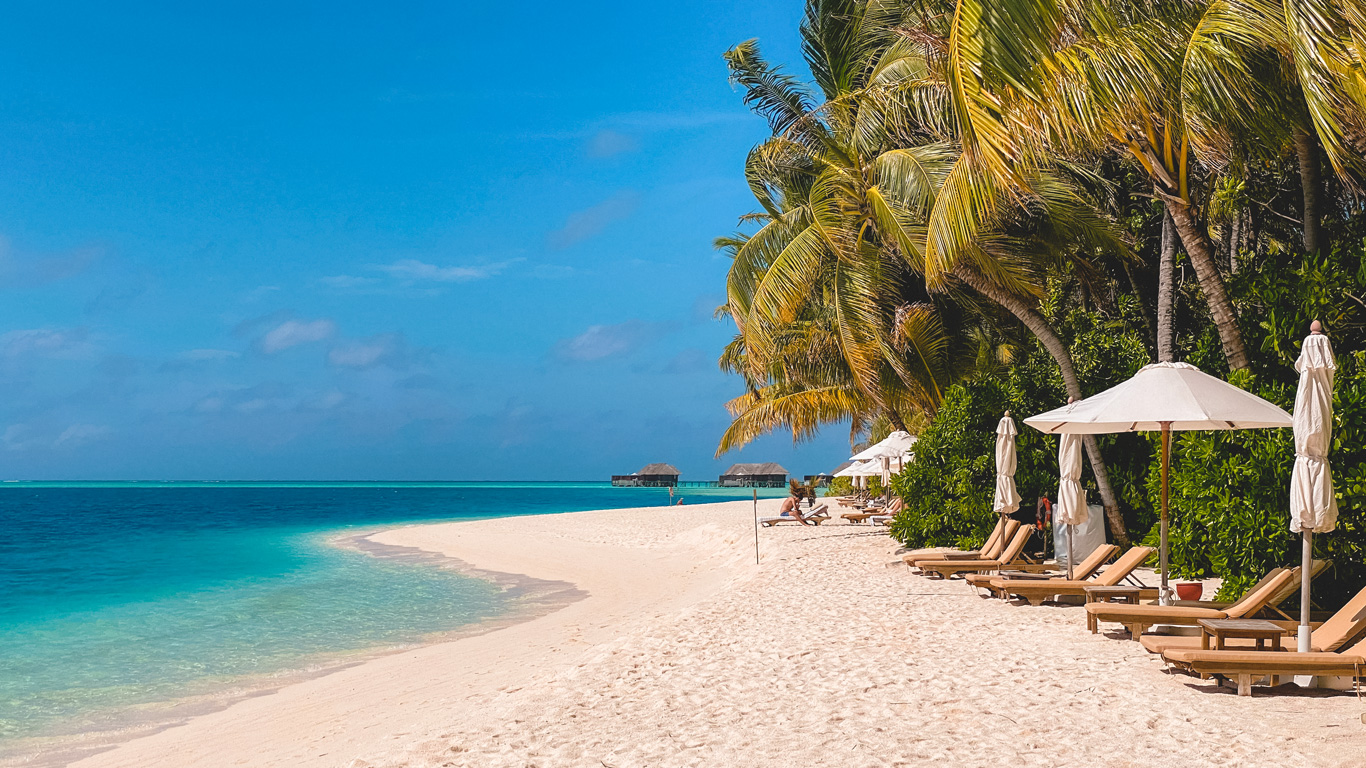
[
  {"left": 1196, "top": 619, "right": 1287, "bottom": 651},
  {"left": 1167, "top": 558, "right": 1331, "bottom": 621},
  {"left": 901, "top": 516, "right": 1008, "bottom": 558},
  {"left": 1140, "top": 580, "right": 1366, "bottom": 656},
  {"left": 843, "top": 497, "right": 902, "bottom": 524},
  {"left": 1159, "top": 586, "right": 1366, "bottom": 696},
  {"left": 965, "top": 542, "right": 1115, "bottom": 593},
  {"left": 1085, "top": 568, "right": 1295, "bottom": 637},
  {"left": 911, "top": 526, "right": 1039, "bottom": 579},
  {"left": 903, "top": 520, "right": 1020, "bottom": 567},
  {"left": 759, "top": 504, "right": 830, "bottom": 527},
  {"left": 980, "top": 545, "right": 1158, "bottom": 605}
]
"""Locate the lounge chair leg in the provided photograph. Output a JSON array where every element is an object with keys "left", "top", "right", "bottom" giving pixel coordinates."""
[
  {"left": 1087, "top": 614, "right": 1097, "bottom": 634},
  {"left": 1237, "top": 674, "right": 1252, "bottom": 697}
]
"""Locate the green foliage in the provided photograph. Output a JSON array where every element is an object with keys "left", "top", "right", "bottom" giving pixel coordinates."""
[
  {"left": 824, "top": 476, "right": 857, "bottom": 497},
  {"left": 1160, "top": 244, "right": 1366, "bottom": 604}
]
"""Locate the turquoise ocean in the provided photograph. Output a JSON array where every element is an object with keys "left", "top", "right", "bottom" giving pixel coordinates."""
[{"left": 0, "top": 482, "right": 780, "bottom": 755}]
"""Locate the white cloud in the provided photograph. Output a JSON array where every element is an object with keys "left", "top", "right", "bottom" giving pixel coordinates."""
[
  {"left": 556, "top": 319, "right": 661, "bottom": 362},
  {"left": 0, "top": 328, "right": 95, "bottom": 359},
  {"left": 181, "top": 348, "right": 240, "bottom": 361},
  {"left": 587, "top": 129, "right": 638, "bottom": 158},
  {"left": 319, "top": 274, "right": 377, "bottom": 289},
  {"left": 327, "top": 333, "right": 411, "bottom": 370},
  {"left": 259, "top": 319, "right": 336, "bottom": 354},
  {"left": 547, "top": 191, "right": 638, "bottom": 250},
  {"left": 55, "top": 424, "right": 111, "bottom": 447},
  {"left": 376, "top": 259, "right": 517, "bottom": 283}
]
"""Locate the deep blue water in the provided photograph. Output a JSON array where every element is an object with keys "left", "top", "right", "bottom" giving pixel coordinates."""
[{"left": 0, "top": 482, "right": 774, "bottom": 747}]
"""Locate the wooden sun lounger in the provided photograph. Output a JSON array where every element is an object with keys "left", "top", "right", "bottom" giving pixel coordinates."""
[
  {"left": 1139, "top": 560, "right": 1335, "bottom": 654},
  {"left": 759, "top": 504, "right": 830, "bottom": 527},
  {"left": 980, "top": 546, "right": 1158, "bottom": 605},
  {"left": 843, "top": 498, "right": 902, "bottom": 524},
  {"left": 904, "top": 520, "right": 1019, "bottom": 568},
  {"left": 963, "top": 542, "right": 1114, "bottom": 592},
  {"left": 902, "top": 517, "right": 1008, "bottom": 558},
  {"left": 1156, "top": 587, "right": 1366, "bottom": 696},
  {"left": 912, "top": 526, "right": 1037, "bottom": 579},
  {"left": 1085, "top": 568, "right": 1295, "bottom": 638}
]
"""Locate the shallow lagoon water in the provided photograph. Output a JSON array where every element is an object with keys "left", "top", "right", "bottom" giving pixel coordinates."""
[{"left": 0, "top": 482, "right": 777, "bottom": 748}]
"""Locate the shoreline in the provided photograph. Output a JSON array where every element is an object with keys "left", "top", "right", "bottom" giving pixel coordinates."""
[
  {"left": 1, "top": 523, "right": 589, "bottom": 768},
  {"left": 53, "top": 498, "right": 771, "bottom": 768}
]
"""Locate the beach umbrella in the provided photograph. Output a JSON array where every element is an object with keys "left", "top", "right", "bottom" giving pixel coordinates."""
[
  {"left": 992, "top": 412, "right": 1021, "bottom": 517},
  {"left": 849, "top": 430, "right": 918, "bottom": 461},
  {"left": 1055, "top": 432, "right": 1087, "bottom": 581},
  {"left": 1025, "top": 362, "right": 1292, "bottom": 604},
  {"left": 1289, "top": 322, "right": 1338, "bottom": 653}
]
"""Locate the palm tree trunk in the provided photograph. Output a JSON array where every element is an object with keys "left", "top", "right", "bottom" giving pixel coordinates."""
[
  {"left": 1157, "top": 212, "right": 1177, "bottom": 363},
  {"left": 1295, "top": 127, "right": 1324, "bottom": 254},
  {"left": 886, "top": 408, "right": 909, "bottom": 433},
  {"left": 953, "top": 266, "right": 1131, "bottom": 547},
  {"left": 1163, "top": 199, "right": 1249, "bottom": 370}
]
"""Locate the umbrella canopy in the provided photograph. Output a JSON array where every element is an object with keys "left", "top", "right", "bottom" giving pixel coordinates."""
[
  {"left": 850, "top": 430, "right": 918, "bottom": 461},
  {"left": 1054, "top": 433, "right": 1087, "bottom": 526},
  {"left": 992, "top": 414, "right": 1021, "bottom": 516},
  {"left": 1024, "top": 362, "right": 1292, "bottom": 603},
  {"left": 1289, "top": 328, "right": 1337, "bottom": 653},
  {"left": 835, "top": 459, "right": 882, "bottom": 477},
  {"left": 1024, "top": 362, "right": 1292, "bottom": 434}
]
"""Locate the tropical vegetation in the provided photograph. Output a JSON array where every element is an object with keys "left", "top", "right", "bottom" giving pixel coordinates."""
[{"left": 716, "top": 0, "right": 1366, "bottom": 604}]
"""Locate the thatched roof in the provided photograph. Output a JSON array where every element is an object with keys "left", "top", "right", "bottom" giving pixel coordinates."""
[
  {"left": 636, "top": 463, "right": 680, "bottom": 476},
  {"left": 721, "top": 462, "right": 789, "bottom": 477}
]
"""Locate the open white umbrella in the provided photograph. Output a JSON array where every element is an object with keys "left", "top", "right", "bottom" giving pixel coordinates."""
[
  {"left": 850, "top": 430, "right": 918, "bottom": 461},
  {"left": 1055, "top": 432, "right": 1087, "bottom": 581},
  {"left": 993, "top": 413, "right": 1021, "bottom": 517},
  {"left": 1290, "top": 323, "right": 1337, "bottom": 653},
  {"left": 1025, "top": 362, "right": 1292, "bottom": 603}
]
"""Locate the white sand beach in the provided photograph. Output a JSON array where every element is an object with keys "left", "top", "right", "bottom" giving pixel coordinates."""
[{"left": 66, "top": 499, "right": 1365, "bottom": 768}]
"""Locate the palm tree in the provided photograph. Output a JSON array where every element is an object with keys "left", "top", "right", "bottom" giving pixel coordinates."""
[
  {"left": 719, "top": 1, "right": 1135, "bottom": 543},
  {"left": 1180, "top": 0, "right": 1366, "bottom": 255}
]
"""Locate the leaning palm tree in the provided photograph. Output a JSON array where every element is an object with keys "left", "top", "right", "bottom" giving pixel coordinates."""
[{"left": 719, "top": 0, "right": 1136, "bottom": 543}]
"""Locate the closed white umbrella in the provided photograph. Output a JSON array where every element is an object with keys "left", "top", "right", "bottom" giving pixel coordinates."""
[
  {"left": 1025, "top": 362, "right": 1293, "bottom": 603},
  {"left": 1290, "top": 322, "right": 1337, "bottom": 653},
  {"left": 992, "top": 413, "right": 1021, "bottom": 516},
  {"left": 1055, "top": 432, "right": 1087, "bottom": 580}
]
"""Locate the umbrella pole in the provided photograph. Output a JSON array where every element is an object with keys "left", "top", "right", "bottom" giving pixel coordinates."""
[
  {"left": 1066, "top": 523, "right": 1074, "bottom": 581},
  {"left": 1299, "top": 530, "right": 1312, "bottom": 653},
  {"left": 752, "top": 489, "right": 760, "bottom": 565},
  {"left": 1160, "top": 422, "right": 1172, "bottom": 606}
]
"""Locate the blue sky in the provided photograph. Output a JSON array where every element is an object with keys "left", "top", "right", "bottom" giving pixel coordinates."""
[{"left": 0, "top": 1, "right": 852, "bottom": 480}]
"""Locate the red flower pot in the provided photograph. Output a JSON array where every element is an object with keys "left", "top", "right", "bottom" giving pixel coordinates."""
[{"left": 1175, "top": 582, "right": 1203, "bottom": 601}]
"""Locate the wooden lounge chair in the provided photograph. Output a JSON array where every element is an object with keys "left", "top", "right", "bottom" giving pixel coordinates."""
[
  {"left": 902, "top": 516, "right": 1008, "bottom": 558},
  {"left": 963, "top": 541, "right": 1110, "bottom": 592},
  {"left": 903, "top": 520, "right": 1020, "bottom": 568},
  {"left": 759, "top": 504, "right": 830, "bottom": 527},
  {"left": 912, "top": 526, "right": 1038, "bottom": 579},
  {"left": 843, "top": 497, "right": 902, "bottom": 524},
  {"left": 1138, "top": 560, "right": 1332, "bottom": 654},
  {"left": 977, "top": 545, "right": 1157, "bottom": 605},
  {"left": 1085, "top": 568, "right": 1295, "bottom": 637},
  {"left": 1158, "top": 586, "right": 1366, "bottom": 696}
]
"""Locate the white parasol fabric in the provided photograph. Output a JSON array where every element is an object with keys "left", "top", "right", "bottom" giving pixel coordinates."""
[
  {"left": 992, "top": 414, "right": 1021, "bottom": 516},
  {"left": 1024, "top": 361, "right": 1291, "bottom": 603},
  {"left": 849, "top": 430, "right": 918, "bottom": 461},
  {"left": 1054, "top": 433, "right": 1087, "bottom": 526},
  {"left": 1290, "top": 333, "right": 1338, "bottom": 534},
  {"left": 1024, "top": 362, "right": 1292, "bottom": 434},
  {"left": 1289, "top": 329, "right": 1337, "bottom": 654}
]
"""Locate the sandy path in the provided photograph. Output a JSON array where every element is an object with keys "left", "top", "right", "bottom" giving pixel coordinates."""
[{"left": 69, "top": 500, "right": 1366, "bottom": 768}]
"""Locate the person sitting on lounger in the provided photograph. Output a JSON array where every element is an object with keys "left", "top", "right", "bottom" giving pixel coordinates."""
[{"left": 778, "top": 495, "right": 817, "bottom": 525}]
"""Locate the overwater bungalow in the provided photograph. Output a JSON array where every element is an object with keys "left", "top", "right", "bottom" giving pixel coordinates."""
[
  {"left": 718, "top": 462, "right": 788, "bottom": 488},
  {"left": 611, "top": 463, "right": 681, "bottom": 487}
]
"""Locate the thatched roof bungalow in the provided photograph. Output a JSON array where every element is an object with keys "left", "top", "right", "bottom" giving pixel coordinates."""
[
  {"left": 611, "top": 463, "right": 681, "bottom": 487},
  {"left": 719, "top": 462, "right": 788, "bottom": 488}
]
